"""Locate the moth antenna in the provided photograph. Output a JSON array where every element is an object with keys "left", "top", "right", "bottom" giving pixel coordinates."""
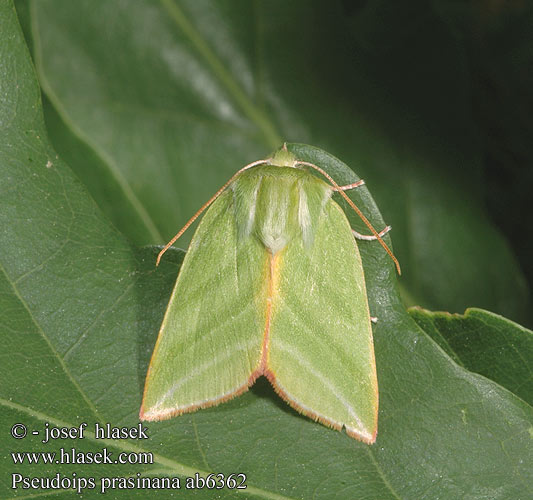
[
  {"left": 296, "top": 161, "right": 401, "bottom": 275},
  {"left": 156, "top": 159, "right": 269, "bottom": 266}
]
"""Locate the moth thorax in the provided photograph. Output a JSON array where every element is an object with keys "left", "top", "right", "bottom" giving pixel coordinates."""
[{"left": 232, "top": 167, "right": 332, "bottom": 255}]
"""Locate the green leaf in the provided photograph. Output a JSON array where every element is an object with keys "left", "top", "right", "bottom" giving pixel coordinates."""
[
  {"left": 25, "top": 0, "right": 529, "bottom": 322},
  {"left": 409, "top": 307, "right": 533, "bottom": 406},
  {"left": 2, "top": 2, "right": 532, "bottom": 499}
]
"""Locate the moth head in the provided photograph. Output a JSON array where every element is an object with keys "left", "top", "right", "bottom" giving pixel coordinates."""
[{"left": 268, "top": 143, "right": 297, "bottom": 169}]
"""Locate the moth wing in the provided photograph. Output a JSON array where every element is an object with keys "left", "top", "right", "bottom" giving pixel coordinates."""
[
  {"left": 267, "top": 200, "right": 378, "bottom": 443},
  {"left": 141, "top": 191, "right": 268, "bottom": 420}
]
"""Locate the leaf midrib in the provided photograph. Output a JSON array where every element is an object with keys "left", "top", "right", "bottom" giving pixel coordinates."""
[
  {"left": 29, "top": 0, "right": 164, "bottom": 245},
  {"left": 0, "top": 261, "right": 103, "bottom": 425},
  {"left": 160, "top": 0, "right": 282, "bottom": 149}
]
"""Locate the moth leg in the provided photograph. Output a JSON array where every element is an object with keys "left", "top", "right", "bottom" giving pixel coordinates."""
[
  {"left": 352, "top": 225, "right": 391, "bottom": 241},
  {"left": 334, "top": 179, "right": 365, "bottom": 191},
  {"left": 336, "top": 180, "right": 392, "bottom": 241},
  {"left": 370, "top": 316, "right": 378, "bottom": 324}
]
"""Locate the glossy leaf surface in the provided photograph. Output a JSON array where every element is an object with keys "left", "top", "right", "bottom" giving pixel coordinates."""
[{"left": 410, "top": 307, "right": 533, "bottom": 406}]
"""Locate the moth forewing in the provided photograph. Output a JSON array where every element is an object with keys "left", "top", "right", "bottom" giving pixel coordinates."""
[
  {"left": 140, "top": 191, "right": 267, "bottom": 420},
  {"left": 264, "top": 198, "right": 378, "bottom": 443}
]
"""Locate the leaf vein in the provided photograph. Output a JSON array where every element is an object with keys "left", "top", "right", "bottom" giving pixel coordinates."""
[
  {"left": 160, "top": 0, "right": 282, "bottom": 148},
  {"left": 0, "top": 261, "right": 104, "bottom": 426}
]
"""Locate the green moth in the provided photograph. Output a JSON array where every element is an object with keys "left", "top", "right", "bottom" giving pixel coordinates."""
[{"left": 140, "top": 145, "right": 399, "bottom": 444}]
